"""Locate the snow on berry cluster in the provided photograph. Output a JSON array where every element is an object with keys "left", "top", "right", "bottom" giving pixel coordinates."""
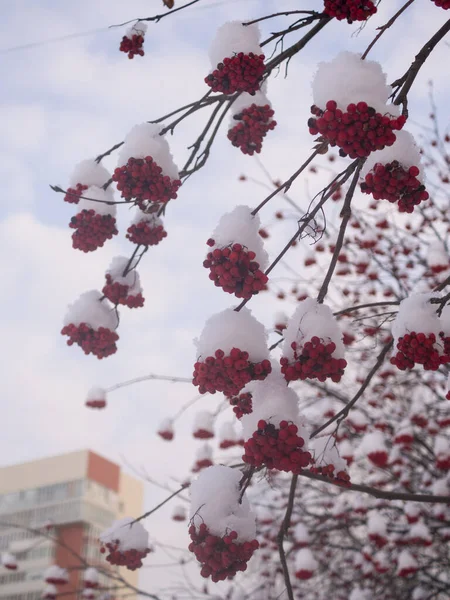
[
  {"left": 193, "top": 308, "right": 271, "bottom": 396},
  {"left": 85, "top": 386, "right": 107, "bottom": 409},
  {"left": 280, "top": 299, "right": 347, "bottom": 383},
  {"left": 102, "top": 256, "right": 144, "bottom": 309},
  {"left": 309, "top": 436, "right": 350, "bottom": 486},
  {"left": 218, "top": 421, "right": 242, "bottom": 449},
  {"left": 193, "top": 411, "right": 215, "bottom": 439},
  {"left": 157, "top": 418, "right": 174, "bottom": 441},
  {"left": 44, "top": 565, "right": 69, "bottom": 585},
  {"left": 61, "top": 291, "right": 119, "bottom": 359},
  {"left": 119, "top": 22, "right": 147, "bottom": 59},
  {"left": 206, "top": 21, "right": 265, "bottom": 95},
  {"left": 357, "top": 431, "right": 389, "bottom": 468},
  {"left": 193, "top": 443, "right": 214, "bottom": 472},
  {"left": 390, "top": 294, "right": 449, "bottom": 371},
  {"left": 308, "top": 52, "right": 406, "bottom": 158},
  {"left": 204, "top": 205, "right": 269, "bottom": 299},
  {"left": 100, "top": 517, "right": 151, "bottom": 571},
  {"left": 1, "top": 553, "right": 17, "bottom": 570},
  {"left": 126, "top": 209, "right": 168, "bottom": 246},
  {"left": 64, "top": 159, "right": 110, "bottom": 204},
  {"left": 189, "top": 465, "right": 259, "bottom": 581},
  {"left": 83, "top": 568, "right": 99, "bottom": 589},
  {"left": 295, "top": 548, "right": 318, "bottom": 580},
  {"left": 227, "top": 90, "right": 276, "bottom": 155},
  {"left": 113, "top": 123, "right": 181, "bottom": 207},
  {"left": 229, "top": 391, "right": 253, "bottom": 418},
  {"left": 323, "top": 0, "right": 377, "bottom": 23},
  {"left": 241, "top": 375, "right": 312, "bottom": 473},
  {"left": 360, "top": 131, "right": 429, "bottom": 213},
  {"left": 427, "top": 242, "right": 450, "bottom": 274},
  {"left": 69, "top": 186, "right": 118, "bottom": 252}
]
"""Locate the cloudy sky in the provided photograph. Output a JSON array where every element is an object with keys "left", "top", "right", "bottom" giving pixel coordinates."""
[{"left": 1, "top": 0, "right": 449, "bottom": 594}]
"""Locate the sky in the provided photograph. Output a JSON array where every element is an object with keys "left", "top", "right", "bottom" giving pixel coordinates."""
[{"left": 1, "top": 0, "right": 449, "bottom": 595}]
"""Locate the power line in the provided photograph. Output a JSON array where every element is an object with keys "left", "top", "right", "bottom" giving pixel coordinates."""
[{"left": 0, "top": 0, "right": 262, "bottom": 54}]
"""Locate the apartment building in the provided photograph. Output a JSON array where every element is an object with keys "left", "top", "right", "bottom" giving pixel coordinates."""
[{"left": 0, "top": 450, "right": 144, "bottom": 600}]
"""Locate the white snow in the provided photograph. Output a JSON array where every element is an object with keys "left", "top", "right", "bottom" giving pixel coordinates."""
[
  {"left": 396, "top": 549, "right": 418, "bottom": 574},
  {"left": 99, "top": 517, "right": 149, "bottom": 552},
  {"left": 282, "top": 298, "right": 345, "bottom": 361},
  {"left": 117, "top": 123, "right": 179, "bottom": 180},
  {"left": 312, "top": 51, "right": 399, "bottom": 116},
  {"left": 357, "top": 431, "right": 387, "bottom": 457},
  {"left": 157, "top": 418, "right": 173, "bottom": 435},
  {"left": 195, "top": 443, "right": 213, "bottom": 463},
  {"left": 391, "top": 293, "right": 443, "bottom": 347},
  {"left": 209, "top": 205, "right": 269, "bottom": 269},
  {"left": 239, "top": 375, "right": 309, "bottom": 445},
  {"left": 69, "top": 159, "right": 111, "bottom": 189},
  {"left": 309, "top": 435, "right": 347, "bottom": 473},
  {"left": 63, "top": 291, "right": 118, "bottom": 330},
  {"left": 1, "top": 553, "right": 16, "bottom": 568},
  {"left": 218, "top": 421, "right": 238, "bottom": 444},
  {"left": 293, "top": 523, "right": 310, "bottom": 546},
  {"left": 230, "top": 89, "right": 273, "bottom": 118},
  {"left": 428, "top": 241, "right": 449, "bottom": 270},
  {"left": 193, "top": 411, "right": 214, "bottom": 435},
  {"left": 194, "top": 307, "right": 269, "bottom": 361},
  {"left": 43, "top": 565, "right": 69, "bottom": 583},
  {"left": 209, "top": 21, "right": 262, "bottom": 68},
  {"left": 86, "top": 387, "right": 107, "bottom": 402},
  {"left": 83, "top": 567, "right": 99, "bottom": 585},
  {"left": 130, "top": 209, "right": 164, "bottom": 228},
  {"left": 78, "top": 185, "right": 117, "bottom": 217},
  {"left": 367, "top": 512, "right": 387, "bottom": 537},
  {"left": 409, "top": 520, "right": 431, "bottom": 543},
  {"left": 295, "top": 547, "right": 318, "bottom": 572},
  {"left": 42, "top": 585, "right": 58, "bottom": 599},
  {"left": 125, "top": 21, "right": 148, "bottom": 38},
  {"left": 349, "top": 587, "right": 370, "bottom": 600},
  {"left": 106, "top": 256, "right": 142, "bottom": 295},
  {"left": 189, "top": 465, "right": 257, "bottom": 541},
  {"left": 361, "top": 130, "right": 425, "bottom": 181}
]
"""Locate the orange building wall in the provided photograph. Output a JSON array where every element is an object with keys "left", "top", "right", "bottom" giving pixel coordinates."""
[
  {"left": 55, "top": 524, "right": 84, "bottom": 600},
  {"left": 87, "top": 451, "right": 120, "bottom": 492}
]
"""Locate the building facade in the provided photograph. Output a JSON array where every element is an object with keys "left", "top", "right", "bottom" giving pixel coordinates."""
[{"left": 0, "top": 450, "right": 144, "bottom": 600}]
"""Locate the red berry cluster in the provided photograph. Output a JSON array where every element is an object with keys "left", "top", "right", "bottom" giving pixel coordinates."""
[
  {"left": 70, "top": 210, "right": 118, "bottom": 252},
  {"left": 243, "top": 420, "right": 312, "bottom": 473},
  {"left": 126, "top": 219, "right": 167, "bottom": 246},
  {"left": 280, "top": 338, "right": 347, "bottom": 383},
  {"left": 100, "top": 541, "right": 151, "bottom": 570},
  {"left": 193, "top": 348, "right": 271, "bottom": 396},
  {"left": 158, "top": 429, "right": 174, "bottom": 441},
  {"left": 204, "top": 240, "right": 268, "bottom": 299},
  {"left": 361, "top": 162, "right": 429, "bottom": 213},
  {"left": 308, "top": 101, "right": 406, "bottom": 158},
  {"left": 295, "top": 568, "right": 315, "bottom": 580},
  {"left": 188, "top": 524, "right": 259, "bottom": 582},
  {"left": 102, "top": 274, "right": 145, "bottom": 309},
  {"left": 323, "top": 0, "right": 377, "bottom": 22},
  {"left": 64, "top": 183, "right": 87, "bottom": 204},
  {"left": 431, "top": 0, "right": 450, "bottom": 8},
  {"left": 310, "top": 463, "right": 351, "bottom": 487},
  {"left": 86, "top": 399, "right": 106, "bottom": 409},
  {"left": 390, "top": 332, "right": 449, "bottom": 371},
  {"left": 205, "top": 53, "right": 265, "bottom": 95},
  {"left": 113, "top": 157, "right": 181, "bottom": 206},
  {"left": 228, "top": 104, "right": 276, "bottom": 155},
  {"left": 61, "top": 323, "right": 119, "bottom": 359},
  {"left": 229, "top": 392, "right": 253, "bottom": 419},
  {"left": 193, "top": 428, "right": 214, "bottom": 440},
  {"left": 119, "top": 34, "right": 145, "bottom": 59},
  {"left": 367, "top": 450, "right": 389, "bottom": 468},
  {"left": 192, "top": 458, "right": 214, "bottom": 472}
]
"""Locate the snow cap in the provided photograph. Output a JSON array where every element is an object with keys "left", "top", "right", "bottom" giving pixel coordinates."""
[
  {"left": 194, "top": 306, "right": 269, "bottom": 362},
  {"left": 361, "top": 130, "right": 425, "bottom": 181},
  {"left": 99, "top": 517, "right": 149, "bottom": 552},
  {"left": 312, "top": 52, "right": 399, "bottom": 116},
  {"left": 190, "top": 465, "right": 256, "bottom": 541},
  {"left": 63, "top": 290, "right": 118, "bottom": 330},
  {"left": 209, "top": 21, "right": 262, "bottom": 68},
  {"left": 117, "top": 123, "right": 179, "bottom": 180}
]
